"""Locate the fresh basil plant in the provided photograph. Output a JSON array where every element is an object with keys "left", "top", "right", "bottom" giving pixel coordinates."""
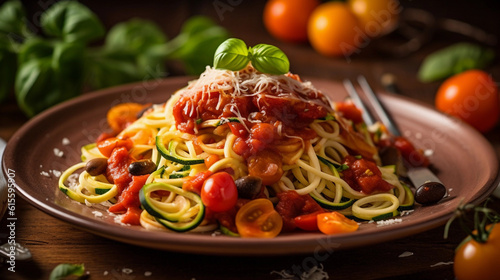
[{"left": 0, "top": 0, "right": 230, "bottom": 117}]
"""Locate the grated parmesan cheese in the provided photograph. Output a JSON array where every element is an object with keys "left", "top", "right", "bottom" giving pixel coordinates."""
[
  {"left": 62, "top": 137, "right": 70, "bottom": 145},
  {"left": 40, "top": 171, "right": 50, "bottom": 177},
  {"left": 178, "top": 65, "right": 332, "bottom": 126},
  {"left": 53, "top": 148, "right": 64, "bottom": 157},
  {"left": 376, "top": 218, "right": 403, "bottom": 227},
  {"left": 50, "top": 170, "right": 61, "bottom": 177}
]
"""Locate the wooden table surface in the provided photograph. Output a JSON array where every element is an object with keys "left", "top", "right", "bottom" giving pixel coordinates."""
[{"left": 2, "top": 1, "right": 500, "bottom": 279}]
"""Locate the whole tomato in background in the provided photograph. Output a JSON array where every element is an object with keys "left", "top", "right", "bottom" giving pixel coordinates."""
[
  {"left": 307, "top": 2, "right": 361, "bottom": 57},
  {"left": 263, "top": 0, "right": 320, "bottom": 43},
  {"left": 435, "top": 70, "right": 499, "bottom": 133},
  {"left": 453, "top": 224, "right": 500, "bottom": 280},
  {"left": 347, "top": 0, "right": 401, "bottom": 37}
]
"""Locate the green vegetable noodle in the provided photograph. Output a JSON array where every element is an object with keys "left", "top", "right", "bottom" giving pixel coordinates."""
[{"left": 418, "top": 42, "right": 495, "bottom": 83}]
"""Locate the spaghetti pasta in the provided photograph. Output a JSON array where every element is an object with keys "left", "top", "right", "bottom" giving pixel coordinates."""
[{"left": 58, "top": 63, "right": 416, "bottom": 236}]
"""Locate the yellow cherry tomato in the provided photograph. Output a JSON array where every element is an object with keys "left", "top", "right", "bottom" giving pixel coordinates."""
[{"left": 235, "top": 198, "right": 283, "bottom": 238}]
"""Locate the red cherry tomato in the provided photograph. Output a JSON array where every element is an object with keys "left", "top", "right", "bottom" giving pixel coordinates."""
[
  {"left": 336, "top": 100, "right": 363, "bottom": 124},
  {"left": 435, "top": 70, "right": 499, "bottom": 133},
  {"left": 201, "top": 172, "right": 238, "bottom": 212},
  {"left": 235, "top": 198, "right": 283, "bottom": 238},
  {"left": 263, "top": 0, "right": 320, "bottom": 43},
  {"left": 294, "top": 210, "right": 324, "bottom": 231}
]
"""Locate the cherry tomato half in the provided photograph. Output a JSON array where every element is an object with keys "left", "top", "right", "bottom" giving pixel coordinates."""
[
  {"left": 308, "top": 2, "right": 361, "bottom": 57},
  {"left": 435, "top": 70, "right": 499, "bottom": 133},
  {"left": 454, "top": 224, "right": 500, "bottom": 280},
  {"left": 347, "top": 0, "right": 401, "bottom": 37},
  {"left": 107, "top": 103, "right": 147, "bottom": 133},
  {"left": 263, "top": 0, "right": 320, "bottom": 43},
  {"left": 201, "top": 172, "right": 238, "bottom": 212},
  {"left": 235, "top": 198, "right": 283, "bottom": 238},
  {"left": 317, "top": 212, "right": 359, "bottom": 235}
]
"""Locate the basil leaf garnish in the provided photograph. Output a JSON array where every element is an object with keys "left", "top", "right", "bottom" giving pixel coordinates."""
[
  {"left": 213, "top": 38, "right": 290, "bottom": 75},
  {"left": 249, "top": 44, "right": 289, "bottom": 75},
  {"left": 213, "top": 38, "right": 250, "bottom": 71}
]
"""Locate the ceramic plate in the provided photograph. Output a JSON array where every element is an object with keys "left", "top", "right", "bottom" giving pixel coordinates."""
[{"left": 4, "top": 77, "right": 499, "bottom": 255}]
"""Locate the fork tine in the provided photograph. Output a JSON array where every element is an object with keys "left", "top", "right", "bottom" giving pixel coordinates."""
[
  {"left": 357, "top": 75, "right": 402, "bottom": 136},
  {"left": 342, "top": 79, "right": 377, "bottom": 126}
]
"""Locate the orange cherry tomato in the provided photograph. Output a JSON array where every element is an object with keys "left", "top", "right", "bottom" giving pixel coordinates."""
[
  {"left": 235, "top": 198, "right": 283, "bottom": 238},
  {"left": 435, "top": 70, "right": 499, "bottom": 133},
  {"left": 308, "top": 2, "right": 362, "bottom": 57},
  {"left": 107, "top": 103, "right": 148, "bottom": 133},
  {"left": 454, "top": 224, "right": 500, "bottom": 280},
  {"left": 263, "top": 0, "right": 320, "bottom": 43},
  {"left": 347, "top": 0, "right": 401, "bottom": 37},
  {"left": 317, "top": 212, "right": 359, "bottom": 235}
]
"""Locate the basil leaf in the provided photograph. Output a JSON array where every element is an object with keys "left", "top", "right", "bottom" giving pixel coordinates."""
[
  {"left": 52, "top": 41, "right": 84, "bottom": 100},
  {"left": 15, "top": 58, "right": 56, "bottom": 117},
  {"left": 418, "top": 43, "right": 495, "bottom": 82},
  {"left": 213, "top": 38, "right": 250, "bottom": 71},
  {"left": 49, "top": 263, "right": 85, "bottom": 280},
  {"left": 0, "top": 0, "right": 27, "bottom": 36},
  {"left": 104, "top": 18, "right": 167, "bottom": 56},
  {"left": 17, "top": 38, "right": 54, "bottom": 65},
  {"left": 102, "top": 18, "right": 167, "bottom": 81},
  {"left": 41, "top": 1, "right": 105, "bottom": 43},
  {"left": 15, "top": 41, "right": 84, "bottom": 117},
  {"left": 86, "top": 53, "right": 142, "bottom": 89},
  {"left": 249, "top": 44, "right": 289, "bottom": 75},
  {"left": 165, "top": 16, "right": 230, "bottom": 74}
]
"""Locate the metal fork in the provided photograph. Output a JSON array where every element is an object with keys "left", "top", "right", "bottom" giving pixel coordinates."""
[{"left": 343, "top": 76, "right": 447, "bottom": 204}]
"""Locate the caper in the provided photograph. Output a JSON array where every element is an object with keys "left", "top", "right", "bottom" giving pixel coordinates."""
[
  {"left": 128, "top": 159, "right": 156, "bottom": 176},
  {"left": 415, "top": 182, "right": 447, "bottom": 205},
  {"left": 85, "top": 158, "right": 108, "bottom": 176},
  {"left": 235, "top": 176, "right": 262, "bottom": 199}
]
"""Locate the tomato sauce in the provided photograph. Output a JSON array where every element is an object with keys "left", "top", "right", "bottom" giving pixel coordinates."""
[
  {"left": 173, "top": 74, "right": 332, "bottom": 186},
  {"left": 275, "top": 190, "right": 324, "bottom": 232},
  {"left": 341, "top": 155, "right": 394, "bottom": 194}
]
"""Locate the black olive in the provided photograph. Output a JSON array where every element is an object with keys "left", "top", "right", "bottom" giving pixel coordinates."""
[
  {"left": 85, "top": 158, "right": 108, "bottom": 176},
  {"left": 415, "top": 182, "right": 447, "bottom": 205},
  {"left": 128, "top": 159, "right": 156, "bottom": 176},
  {"left": 235, "top": 176, "right": 262, "bottom": 199}
]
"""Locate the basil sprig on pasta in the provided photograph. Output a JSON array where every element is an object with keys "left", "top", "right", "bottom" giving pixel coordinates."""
[{"left": 214, "top": 38, "right": 290, "bottom": 75}]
